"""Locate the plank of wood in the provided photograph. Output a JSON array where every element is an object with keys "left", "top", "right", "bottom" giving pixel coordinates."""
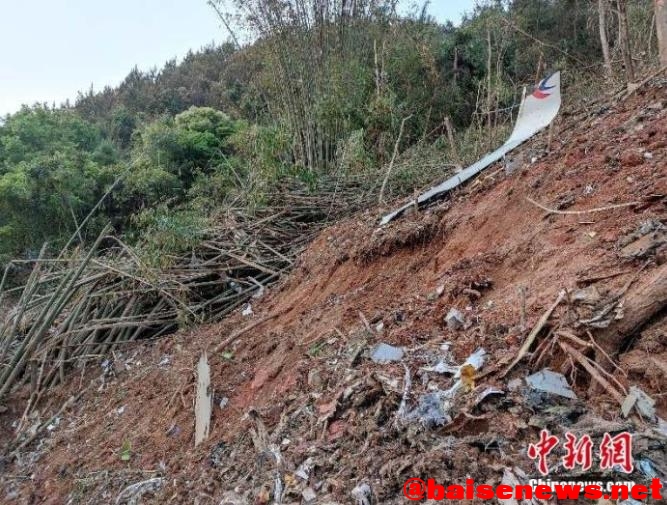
[{"left": 194, "top": 352, "right": 211, "bottom": 447}]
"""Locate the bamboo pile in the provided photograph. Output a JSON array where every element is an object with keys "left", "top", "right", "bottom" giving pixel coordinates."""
[{"left": 0, "top": 183, "right": 364, "bottom": 405}]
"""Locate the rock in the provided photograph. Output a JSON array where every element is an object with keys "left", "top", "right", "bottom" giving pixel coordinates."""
[{"left": 445, "top": 308, "right": 465, "bottom": 331}]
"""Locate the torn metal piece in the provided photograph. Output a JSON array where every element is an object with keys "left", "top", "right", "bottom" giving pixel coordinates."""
[
  {"left": 115, "top": 478, "right": 164, "bottom": 505},
  {"left": 628, "top": 385, "right": 656, "bottom": 421},
  {"left": 499, "top": 468, "right": 539, "bottom": 505},
  {"left": 351, "top": 482, "right": 372, "bottom": 505},
  {"left": 525, "top": 369, "right": 577, "bottom": 400},
  {"left": 445, "top": 308, "right": 465, "bottom": 331},
  {"left": 370, "top": 343, "right": 404, "bottom": 363},
  {"left": 381, "top": 72, "right": 561, "bottom": 225},
  {"left": 476, "top": 387, "right": 505, "bottom": 406},
  {"left": 405, "top": 391, "right": 454, "bottom": 428}
]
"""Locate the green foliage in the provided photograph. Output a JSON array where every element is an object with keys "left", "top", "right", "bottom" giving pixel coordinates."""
[
  {"left": 0, "top": 0, "right": 658, "bottom": 269},
  {"left": 0, "top": 106, "right": 120, "bottom": 261},
  {"left": 131, "top": 205, "right": 210, "bottom": 267}
]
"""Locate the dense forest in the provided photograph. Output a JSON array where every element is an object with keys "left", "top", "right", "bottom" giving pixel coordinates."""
[{"left": 0, "top": 0, "right": 662, "bottom": 267}]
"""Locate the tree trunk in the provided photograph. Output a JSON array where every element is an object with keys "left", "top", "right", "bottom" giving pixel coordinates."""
[
  {"left": 599, "top": 0, "right": 613, "bottom": 76},
  {"left": 595, "top": 263, "right": 667, "bottom": 356},
  {"left": 617, "top": 0, "right": 635, "bottom": 82},
  {"left": 656, "top": 0, "right": 667, "bottom": 66}
]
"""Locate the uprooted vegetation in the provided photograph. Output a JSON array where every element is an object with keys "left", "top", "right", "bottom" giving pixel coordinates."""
[{"left": 0, "top": 76, "right": 665, "bottom": 504}]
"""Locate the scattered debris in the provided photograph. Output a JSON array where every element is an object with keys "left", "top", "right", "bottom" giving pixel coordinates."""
[
  {"left": 621, "top": 386, "right": 657, "bottom": 421},
  {"left": 369, "top": 343, "right": 404, "bottom": 363},
  {"left": 526, "top": 369, "right": 577, "bottom": 400},
  {"left": 115, "top": 477, "right": 164, "bottom": 505},
  {"left": 351, "top": 482, "right": 372, "bottom": 505},
  {"left": 499, "top": 467, "right": 538, "bottom": 505},
  {"left": 302, "top": 487, "right": 317, "bottom": 503},
  {"left": 445, "top": 308, "right": 466, "bottom": 330},
  {"left": 295, "top": 457, "right": 315, "bottom": 481},
  {"left": 571, "top": 286, "right": 602, "bottom": 305}
]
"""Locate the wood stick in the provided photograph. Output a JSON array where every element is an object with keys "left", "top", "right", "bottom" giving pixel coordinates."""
[
  {"left": 526, "top": 197, "right": 640, "bottom": 216},
  {"left": 501, "top": 289, "right": 566, "bottom": 377},
  {"left": 558, "top": 341, "right": 624, "bottom": 403}
]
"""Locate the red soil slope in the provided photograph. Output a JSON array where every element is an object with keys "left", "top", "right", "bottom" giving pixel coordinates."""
[{"left": 2, "top": 83, "right": 666, "bottom": 504}]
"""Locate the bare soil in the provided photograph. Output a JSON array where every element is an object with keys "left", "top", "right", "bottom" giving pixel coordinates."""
[{"left": 1, "top": 84, "right": 666, "bottom": 504}]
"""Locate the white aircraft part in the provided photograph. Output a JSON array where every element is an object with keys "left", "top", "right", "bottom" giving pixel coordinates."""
[{"left": 380, "top": 72, "right": 561, "bottom": 225}]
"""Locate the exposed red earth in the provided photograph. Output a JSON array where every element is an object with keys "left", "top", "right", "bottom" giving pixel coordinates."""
[{"left": 1, "top": 83, "right": 666, "bottom": 504}]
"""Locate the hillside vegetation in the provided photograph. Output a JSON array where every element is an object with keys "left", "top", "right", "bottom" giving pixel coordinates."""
[{"left": 0, "top": 0, "right": 660, "bottom": 268}]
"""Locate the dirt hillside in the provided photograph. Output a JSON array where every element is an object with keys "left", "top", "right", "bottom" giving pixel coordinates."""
[{"left": 2, "top": 82, "right": 667, "bottom": 504}]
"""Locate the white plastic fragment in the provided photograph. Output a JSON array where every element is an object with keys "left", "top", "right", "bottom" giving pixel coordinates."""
[{"left": 455, "top": 348, "right": 486, "bottom": 378}]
